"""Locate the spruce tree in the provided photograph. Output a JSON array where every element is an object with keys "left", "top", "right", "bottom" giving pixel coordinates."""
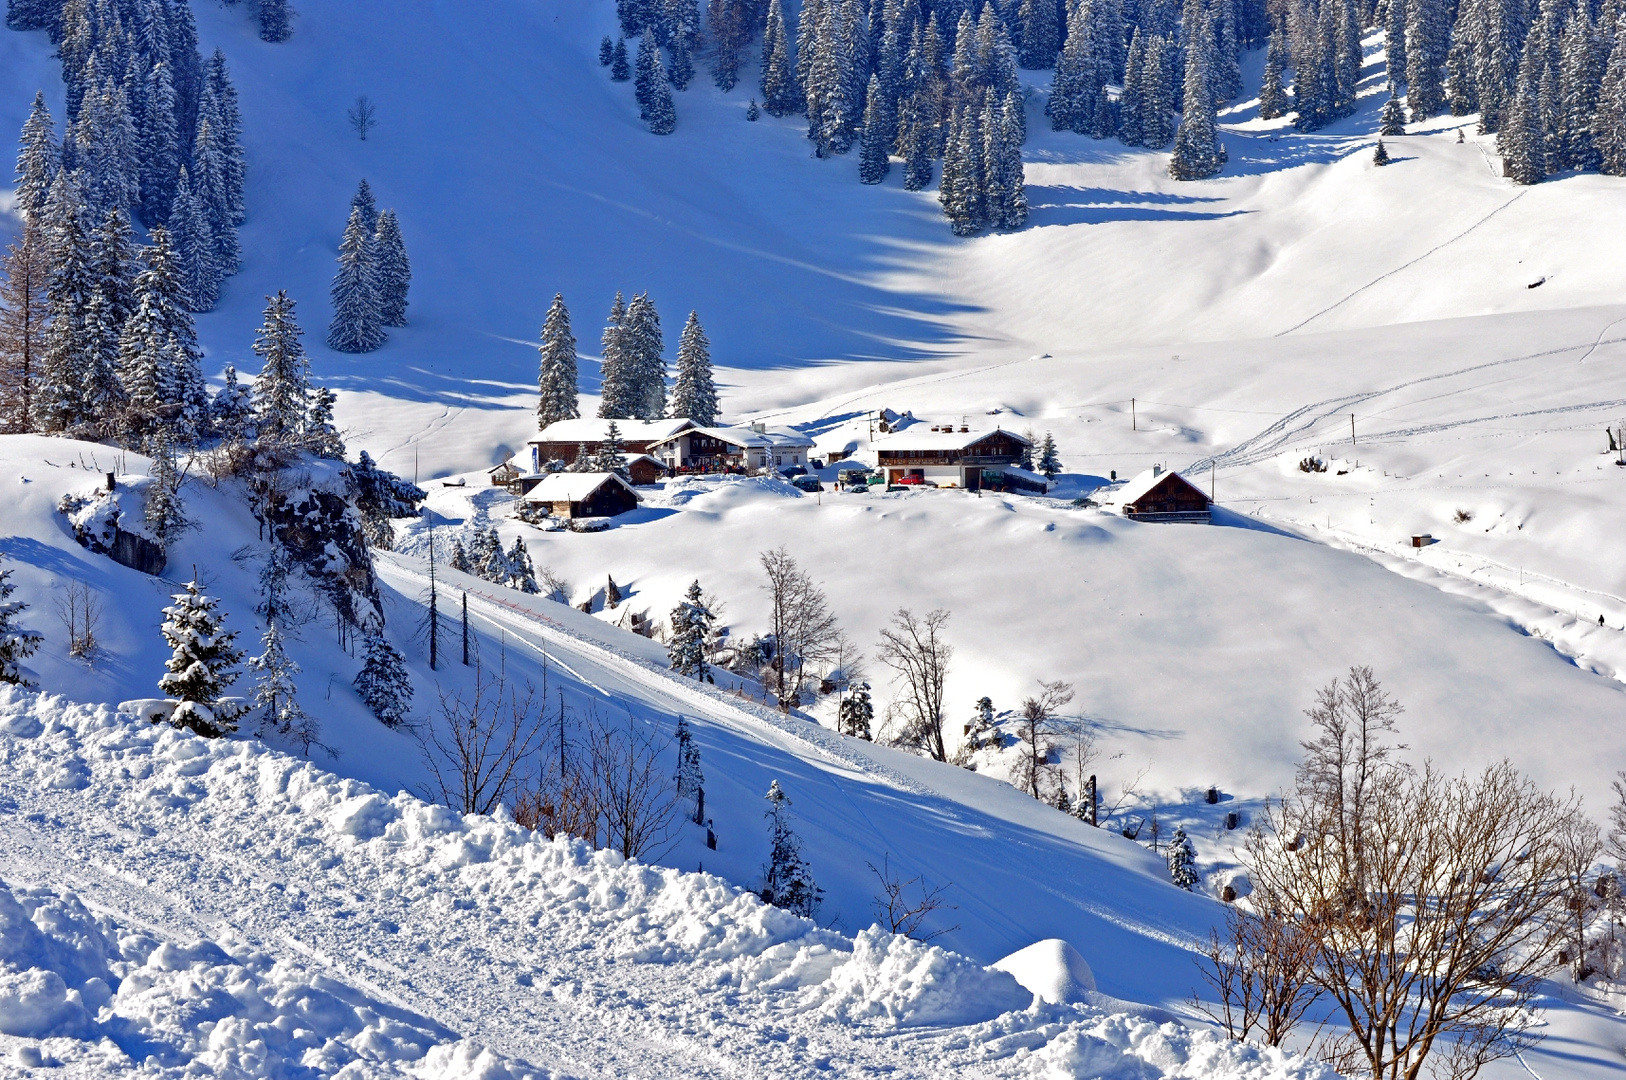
[
  {"left": 670, "top": 311, "right": 719, "bottom": 424},
  {"left": 594, "top": 419, "right": 630, "bottom": 475},
  {"left": 40, "top": 176, "right": 97, "bottom": 432},
  {"left": 251, "top": 546, "right": 313, "bottom": 746},
  {"left": 1259, "top": 26, "right": 1288, "bottom": 120},
  {"left": 1595, "top": 30, "right": 1626, "bottom": 175},
  {"left": 1405, "top": 0, "right": 1448, "bottom": 121},
  {"left": 372, "top": 209, "right": 411, "bottom": 327},
  {"left": 1119, "top": 29, "right": 1148, "bottom": 145},
  {"left": 259, "top": 0, "right": 292, "bottom": 43},
  {"left": 251, "top": 290, "right": 310, "bottom": 445},
  {"left": 1168, "top": 825, "right": 1199, "bottom": 889},
  {"left": 1373, "top": 137, "right": 1391, "bottom": 163},
  {"left": 354, "top": 631, "right": 413, "bottom": 727},
  {"left": 1503, "top": 71, "right": 1545, "bottom": 183},
  {"left": 15, "top": 92, "right": 59, "bottom": 224},
  {"left": 1380, "top": 84, "right": 1408, "bottom": 135},
  {"left": 144, "top": 428, "right": 191, "bottom": 546},
  {"left": 350, "top": 179, "right": 380, "bottom": 235},
  {"left": 1555, "top": 14, "right": 1599, "bottom": 172},
  {"left": 601, "top": 35, "right": 616, "bottom": 64},
  {"left": 205, "top": 50, "right": 247, "bottom": 229},
  {"left": 897, "top": 87, "right": 935, "bottom": 189},
  {"left": 839, "top": 681, "right": 874, "bottom": 739},
  {"left": 761, "top": 0, "right": 799, "bottom": 112},
  {"left": 91, "top": 206, "right": 135, "bottom": 330},
  {"left": 328, "top": 206, "right": 385, "bottom": 353},
  {"left": 860, "top": 73, "right": 893, "bottom": 183},
  {"left": 674, "top": 713, "right": 705, "bottom": 802},
  {"left": 505, "top": 538, "right": 539, "bottom": 593},
  {"left": 157, "top": 577, "right": 246, "bottom": 737},
  {"left": 212, "top": 364, "right": 253, "bottom": 441},
  {"left": 538, "top": 293, "right": 581, "bottom": 429},
  {"left": 1140, "top": 36, "right": 1176, "bottom": 149},
  {"left": 0, "top": 553, "right": 42, "bottom": 687},
  {"left": 345, "top": 450, "right": 425, "bottom": 548},
  {"left": 1036, "top": 431, "right": 1060, "bottom": 477},
  {"left": 135, "top": 57, "right": 179, "bottom": 230},
  {"left": 302, "top": 386, "right": 344, "bottom": 459},
  {"left": 1446, "top": 37, "right": 1476, "bottom": 116},
  {"left": 668, "top": 580, "right": 714, "bottom": 680},
  {"left": 1385, "top": 0, "right": 1407, "bottom": 89},
  {"left": 1168, "top": 10, "right": 1226, "bottom": 181},
  {"left": 1017, "top": 0, "right": 1060, "bottom": 68},
  {"left": 760, "top": 780, "right": 821, "bottom": 917},
  {"left": 747, "top": 98, "right": 761, "bottom": 120},
  {"left": 120, "top": 225, "right": 207, "bottom": 441},
  {"left": 598, "top": 292, "right": 639, "bottom": 419},
  {"left": 612, "top": 37, "right": 632, "bottom": 81},
  {"left": 636, "top": 34, "right": 679, "bottom": 135},
  {"left": 169, "top": 165, "right": 219, "bottom": 312},
  {"left": 622, "top": 292, "right": 667, "bottom": 419}
]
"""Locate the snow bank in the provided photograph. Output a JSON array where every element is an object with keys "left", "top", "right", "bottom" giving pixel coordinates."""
[
  {"left": 0, "top": 686, "right": 1335, "bottom": 1079},
  {"left": 995, "top": 939, "right": 1097, "bottom": 1005}
]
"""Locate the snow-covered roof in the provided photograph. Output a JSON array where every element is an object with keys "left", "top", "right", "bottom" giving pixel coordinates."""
[
  {"left": 648, "top": 424, "right": 815, "bottom": 450},
  {"left": 870, "top": 426, "right": 1029, "bottom": 452},
  {"left": 529, "top": 418, "right": 694, "bottom": 444},
  {"left": 1110, "top": 467, "right": 1204, "bottom": 506},
  {"left": 522, "top": 471, "right": 640, "bottom": 502}
]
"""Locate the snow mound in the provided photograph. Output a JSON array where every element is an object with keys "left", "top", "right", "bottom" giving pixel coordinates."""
[
  {"left": 994, "top": 938, "right": 1097, "bottom": 1005},
  {"left": 804, "top": 926, "right": 1033, "bottom": 1027},
  {"left": 1023, "top": 1014, "right": 1340, "bottom": 1080}
]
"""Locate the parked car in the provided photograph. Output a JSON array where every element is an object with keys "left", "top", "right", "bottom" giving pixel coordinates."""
[
  {"left": 791, "top": 475, "right": 823, "bottom": 493},
  {"left": 895, "top": 475, "right": 925, "bottom": 486},
  {"left": 782, "top": 465, "right": 808, "bottom": 477},
  {"left": 842, "top": 482, "right": 868, "bottom": 494}
]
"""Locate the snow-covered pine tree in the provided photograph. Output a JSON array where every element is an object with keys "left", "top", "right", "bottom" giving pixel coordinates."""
[
  {"left": 669, "top": 311, "right": 719, "bottom": 424},
  {"left": 39, "top": 173, "right": 97, "bottom": 432},
  {"left": 302, "top": 386, "right": 345, "bottom": 459},
  {"left": 372, "top": 210, "right": 411, "bottom": 327},
  {"left": 747, "top": 98, "right": 761, "bottom": 119},
  {"left": 1168, "top": 9, "right": 1227, "bottom": 180},
  {"left": 896, "top": 84, "right": 935, "bottom": 189},
  {"left": 354, "top": 630, "right": 413, "bottom": 727},
  {"left": 478, "top": 526, "right": 510, "bottom": 584},
  {"left": 666, "top": 0, "right": 697, "bottom": 90},
  {"left": 612, "top": 37, "right": 632, "bottom": 80},
  {"left": 0, "top": 227, "right": 49, "bottom": 433},
  {"left": 538, "top": 293, "right": 580, "bottom": 428},
  {"left": 761, "top": 0, "right": 801, "bottom": 113},
  {"left": 450, "top": 538, "right": 472, "bottom": 574},
  {"left": 709, "top": 0, "right": 743, "bottom": 90},
  {"left": 674, "top": 713, "right": 705, "bottom": 801},
  {"left": 605, "top": 574, "right": 623, "bottom": 608},
  {"left": 15, "top": 92, "right": 58, "bottom": 224},
  {"left": 157, "top": 577, "right": 246, "bottom": 737},
  {"left": 598, "top": 292, "right": 639, "bottom": 419},
  {"left": 594, "top": 419, "right": 630, "bottom": 476},
  {"left": 1555, "top": 13, "right": 1600, "bottom": 173},
  {"left": 350, "top": 179, "right": 380, "bottom": 236},
  {"left": 570, "top": 442, "right": 593, "bottom": 471},
  {"left": 839, "top": 681, "right": 873, "bottom": 739},
  {"left": 144, "top": 428, "right": 191, "bottom": 547},
  {"left": 1502, "top": 69, "right": 1545, "bottom": 183},
  {"left": 251, "top": 290, "right": 310, "bottom": 445},
  {"left": 250, "top": 545, "right": 314, "bottom": 748},
  {"left": 760, "top": 780, "right": 822, "bottom": 916},
  {"left": 1595, "top": 30, "right": 1626, "bottom": 175},
  {"left": 1212, "top": 0, "right": 1242, "bottom": 104},
  {"left": 860, "top": 73, "right": 892, "bottom": 183},
  {"left": 1119, "top": 29, "right": 1148, "bottom": 145},
  {"left": 191, "top": 114, "right": 238, "bottom": 275},
  {"left": 205, "top": 50, "right": 247, "bottom": 229},
  {"left": 1472, "top": 0, "right": 1524, "bottom": 133},
  {"left": 259, "top": 0, "right": 292, "bottom": 43},
  {"left": 966, "top": 694, "right": 995, "bottom": 748},
  {"left": 0, "top": 553, "right": 42, "bottom": 686},
  {"left": 636, "top": 34, "right": 679, "bottom": 135},
  {"left": 1036, "top": 431, "right": 1060, "bottom": 477},
  {"left": 1017, "top": 0, "right": 1059, "bottom": 68},
  {"left": 1385, "top": 0, "right": 1407, "bottom": 89},
  {"left": 940, "top": 102, "right": 986, "bottom": 234},
  {"left": 601, "top": 35, "right": 616, "bottom": 64},
  {"left": 1373, "top": 136, "right": 1391, "bottom": 163},
  {"left": 1259, "top": 25, "right": 1288, "bottom": 119},
  {"left": 168, "top": 166, "right": 219, "bottom": 312},
  {"left": 119, "top": 225, "right": 207, "bottom": 441},
  {"left": 328, "top": 206, "right": 385, "bottom": 353},
  {"left": 74, "top": 76, "right": 140, "bottom": 222},
  {"left": 505, "top": 538, "right": 540, "bottom": 593},
  {"left": 668, "top": 580, "right": 715, "bottom": 680},
  {"left": 1168, "top": 825, "right": 1199, "bottom": 889},
  {"left": 622, "top": 293, "right": 667, "bottom": 419},
  {"left": 467, "top": 527, "right": 498, "bottom": 577},
  {"left": 90, "top": 206, "right": 135, "bottom": 330},
  {"left": 212, "top": 364, "right": 252, "bottom": 440},
  {"left": 995, "top": 89, "right": 1028, "bottom": 228},
  {"left": 1379, "top": 84, "right": 1406, "bottom": 135},
  {"left": 1405, "top": 0, "right": 1449, "bottom": 120}
]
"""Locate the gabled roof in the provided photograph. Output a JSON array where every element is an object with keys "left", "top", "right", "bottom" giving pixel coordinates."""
[
  {"left": 648, "top": 424, "right": 816, "bottom": 451},
  {"left": 529, "top": 418, "right": 694, "bottom": 444},
  {"left": 870, "top": 426, "right": 1030, "bottom": 452},
  {"left": 521, "top": 471, "right": 641, "bottom": 503},
  {"left": 1112, "top": 468, "right": 1209, "bottom": 506}
]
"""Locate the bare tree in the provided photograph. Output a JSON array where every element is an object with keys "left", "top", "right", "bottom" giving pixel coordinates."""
[
  {"left": 1554, "top": 810, "right": 1604, "bottom": 982},
  {"left": 867, "top": 854, "right": 959, "bottom": 941},
  {"left": 1247, "top": 758, "right": 1585, "bottom": 1080},
  {"left": 0, "top": 225, "right": 48, "bottom": 433},
  {"left": 347, "top": 95, "right": 376, "bottom": 139},
  {"left": 589, "top": 712, "right": 679, "bottom": 860},
  {"left": 759, "top": 548, "right": 840, "bottom": 710},
  {"left": 1012, "top": 680, "right": 1073, "bottom": 799},
  {"left": 876, "top": 607, "right": 953, "bottom": 760},
  {"left": 55, "top": 581, "right": 102, "bottom": 661},
  {"left": 419, "top": 662, "right": 547, "bottom": 816},
  {"left": 1608, "top": 771, "right": 1626, "bottom": 869},
  {"left": 537, "top": 566, "right": 570, "bottom": 605},
  {"left": 1193, "top": 902, "right": 1322, "bottom": 1047}
]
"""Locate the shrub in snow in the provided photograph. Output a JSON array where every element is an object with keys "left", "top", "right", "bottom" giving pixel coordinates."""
[
  {"left": 761, "top": 780, "right": 821, "bottom": 918},
  {"left": 0, "top": 555, "right": 43, "bottom": 686},
  {"left": 156, "top": 578, "right": 247, "bottom": 737}
]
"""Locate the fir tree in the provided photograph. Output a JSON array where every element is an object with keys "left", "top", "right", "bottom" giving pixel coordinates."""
[
  {"left": 1373, "top": 137, "right": 1391, "bottom": 164},
  {"left": 839, "top": 681, "right": 874, "bottom": 738},
  {"left": 119, "top": 225, "right": 206, "bottom": 441},
  {"left": 0, "top": 553, "right": 43, "bottom": 687},
  {"left": 505, "top": 538, "right": 539, "bottom": 593},
  {"left": 1380, "top": 84, "right": 1408, "bottom": 135},
  {"left": 622, "top": 292, "right": 667, "bottom": 419},
  {"left": 760, "top": 780, "right": 822, "bottom": 917},
  {"left": 612, "top": 37, "right": 632, "bottom": 81},
  {"left": 1168, "top": 9, "right": 1226, "bottom": 181},
  {"left": 1595, "top": 31, "right": 1626, "bottom": 175},
  {"left": 205, "top": 50, "right": 247, "bottom": 229},
  {"left": 191, "top": 114, "right": 238, "bottom": 275},
  {"left": 90, "top": 207, "right": 135, "bottom": 330},
  {"left": 747, "top": 98, "right": 761, "bottom": 120},
  {"left": 598, "top": 291, "right": 638, "bottom": 418},
  {"left": 1405, "top": 0, "right": 1449, "bottom": 121},
  {"left": 157, "top": 577, "right": 246, "bottom": 737},
  {"left": 350, "top": 179, "right": 380, "bottom": 235},
  {"left": 302, "top": 386, "right": 344, "bottom": 459},
  {"left": 1502, "top": 71, "right": 1545, "bottom": 183},
  {"left": 212, "top": 364, "right": 253, "bottom": 441},
  {"left": 1556, "top": 14, "right": 1600, "bottom": 172},
  {"left": 1140, "top": 35, "right": 1176, "bottom": 149},
  {"left": 1259, "top": 26, "right": 1288, "bottom": 120},
  {"left": 860, "top": 72, "right": 892, "bottom": 183},
  {"left": 144, "top": 428, "right": 191, "bottom": 547},
  {"left": 896, "top": 86, "right": 935, "bottom": 189},
  {"left": 710, "top": 0, "right": 744, "bottom": 90},
  {"left": 601, "top": 35, "right": 616, "bottom": 64},
  {"left": 372, "top": 210, "right": 411, "bottom": 327},
  {"left": 1168, "top": 825, "right": 1199, "bottom": 889},
  {"left": 594, "top": 419, "right": 630, "bottom": 475},
  {"left": 966, "top": 694, "right": 995, "bottom": 748},
  {"left": 168, "top": 166, "right": 219, "bottom": 312},
  {"left": 15, "top": 91, "right": 58, "bottom": 224},
  {"left": 450, "top": 538, "right": 472, "bottom": 574},
  {"left": 328, "top": 206, "right": 385, "bottom": 353},
  {"left": 345, "top": 450, "right": 425, "bottom": 548},
  {"left": 1384, "top": 0, "right": 1407, "bottom": 89},
  {"left": 668, "top": 580, "right": 715, "bottom": 680},
  {"left": 477, "top": 527, "right": 510, "bottom": 583},
  {"left": 636, "top": 34, "right": 678, "bottom": 135},
  {"left": 1036, "top": 431, "right": 1060, "bottom": 477},
  {"left": 1017, "top": 0, "right": 1060, "bottom": 68},
  {"left": 40, "top": 173, "right": 98, "bottom": 432},
  {"left": 259, "top": 0, "right": 292, "bottom": 44},
  {"left": 354, "top": 630, "right": 413, "bottom": 727},
  {"left": 1119, "top": 28, "right": 1148, "bottom": 145},
  {"left": 251, "top": 545, "right": 313, "bottom": 747},
  {"left": 251, "top": 290, "right": 310, "bottom": 445},
  {"left": 670, "top": 311, "right": 719, "bottom": 424},
  {"left": 538, "top": 293, "right": 580, "bottom": 429},
  {"left": 674, "top": 713, "right": 705, "bottom": 800}
]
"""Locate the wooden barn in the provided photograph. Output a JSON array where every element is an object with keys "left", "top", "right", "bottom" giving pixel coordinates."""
[
  {"left": 522, "top": 472, "right": 641, "bottom": 520},
  {"left": 621, "top": 453, "right": 668, "bottom": 486},
  {"left": 1114, "top": 466, "right": 1212, "bottom": 523}
]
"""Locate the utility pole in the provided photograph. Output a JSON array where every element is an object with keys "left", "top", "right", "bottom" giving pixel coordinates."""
[
  {"left": 1132, "top": 398, "right": 1137, "bottom": 431},
  {"left": 1210, "top": 461, "right": 1215, "bottom": 502},
  {"left": 1087, "top": 775, "right": 1098, "bottom": 826},
  {"left": 461, "top": 592, "right": 470, "bottom": 666},
  {"left": 1350, "top": 413, "right": 1356, "bottom": 445}
]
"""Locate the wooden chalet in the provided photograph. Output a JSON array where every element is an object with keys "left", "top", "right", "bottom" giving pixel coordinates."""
[
  {"left": 621, "top": 453, "right": 667, "bottom": 486},
  {"left": 526, "top": 418, "right": 694, "bottom": 470},
  {"left": 867, "top": 425, "right": 1032, "bottom": 489},
  {"left": 521, "top": 472, "right": 641, "bottom": 520},
  {"left": 1113, "top": 467, "right": 1211, "bottom": 523},
  {"left": 649, "top": 424, "right": 814, "bottom": 473},
  {"left": 488, "top": 461, "right": 523, "bottom": 488}
]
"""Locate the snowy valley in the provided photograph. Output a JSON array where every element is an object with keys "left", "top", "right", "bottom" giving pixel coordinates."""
[{"left": 3, "top": 0, "right": 1626, "bottom": 1078}]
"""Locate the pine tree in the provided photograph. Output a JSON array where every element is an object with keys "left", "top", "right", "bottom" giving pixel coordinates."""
[
  {"left": 1473, "top": 0, "right": 1523, "bottom": 133},
  {"left": 259, "top": 0, "right": 292, "bottom": 43},
  {"left": 1017, "top": 0, "right": 1060, "bottom": 68},
  {"left": 622, "top": 293, "right": 667, "bottom": 419},
  {"left": 302, "top": 386, "right": 344, "bottom": 459},
  {"left": 450, "top": 538, "right": 472, "bottom": 574},
  {"left": 839, "top": 681, "right": 874, "bottom": 738},
  {"left": 966, "top": 694, "right": 995, "bottom": 748},
  {"left": 191, "top": 112, "right": 238, "bottom": 274},
  {"left": 1503, "top": 70, "right": 1545, "bottom": 183},
  {"left": 168, "top": 166, "right": 219, "bottom": 312},
  {"left": 1168, "top": 825, "right": 1199, "bottom": 889},
  {"left": 1595, "top": 30, "right": 1626, "bottom": 175},
  {"left": 1139, "top": 35, "right": 1176, "bottom": 149},
  {"left": 355, "top": 630, "right": 413, "bottom": 727},
  {"left": 0, "top": 227, "right": 49, "bottom": 433},
  {"left": 1446, "top": 36, "right": 1477, "bottom": 116},
  {"left": 1036, "top": 431, "right": 1060, "bottom": 477},
  {"left": 538, "top": 293, "right": 580, "bottom": 429},
  {"left": 1168, "top": 9, "right": 1226, "bottom": 181},
  {"left": 1373, "top": 136, "right": 1391, "bottom": 163},
  {"left": 860, "top": 72, "right": 892, "bottom": 183},
  {"left": 372, "top": 210, "right": 411, "bottom": 327},
  {"left": 1380, "top": 84, "right": 1408, "bottom": 134},
  {"left": 144, "top": 428, "right": 191, "bottom": 546},
  {"left": 601, "top": 35, "right": 616, "bottom": 64},
  {"left": 328, "top": 206, "right": 385, "bottom": 353},
  {"left": 668, "top": 580, "right": 715, "bottom": 680},
  {"left": 710, "top": 0, "right": 744, "bottom": 90},
  {"left": 674, "top": 713, "right": 705, "bottom": 800},
  {"left": 477, "top": 527, "right": 510, "bottom": 584},
  {"left": 40, "top": 174, "right": 98, "bottom": 432},
  {"left": 90, "top": 206, "right": 135, "bottom": 330},
  {"left": 1556, "top": 13, "right": 1600, "bottom": 172},
  {"left": 1119, "top": 29, "right": 1148, "bottom": 145},
  {"left": 760, "top": 780, "right": 821, "bottom": 916},
  {"left": 251, "top": 290, "right": 310, "bottom": 445},
  {"left": 896, "top": 86, "right": 935, "bottom": 189},
  {"left": 157, "top": 577, "right": 246, "bottom": 737},
  {"left": 467, "top": 527, "right": 498, "bottom": 577},
  {"left": 612, "top": 37, "right": 632, "bottom": 80},
  {"left": 345, "top": 450, "right": 425, "bottom": 548},
  {"left": 350, "top": 179, "right": 380, "bottom": 235},
  {"left": 1259, "top": 25, "right": 1288, "bottom": 120},
  {"left": 15, "top": 92, "right": 58, "bottom": 224},
  {"left": 504, "top": 538, "right": 539, "bottom": 593},
  {"left": 598, "top": 291, "right": 638, "bottom": 419},
  {"left": 212, "top": 363, "right": 253, "bottom": 441},
  {"left": 119, "top": 225, "right": 207, "bottom": 441},
  {"left": 205, "top": 50, "right": 246, "bottom": 229},
  {"left": 636, "top": 34, "right": 678, "bottom": 135},
  {"left": 747, "top": 98, "right": 761, "bottom": 119},
  {"left": 251, "top": 546, "right": 312, "bottom": 746},
  {"left": 1405, "top": 0, "right": 1448, "bottom": 120},
  {"left": 670, "top": 311, "right": 719, "bottom": 424},
  {"left": 594, "top": 419, "right": 630, "bottom": 475},
  {"left": 0, "top": 553, "right": 42, "bottom": 687}
]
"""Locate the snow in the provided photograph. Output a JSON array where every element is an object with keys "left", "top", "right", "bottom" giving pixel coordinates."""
[
  {"left": 994, "top": 939, "right": 1098, "bottom": 1005},
  {"left": 870, "top": 426, "right": 1029, "bottom": 452},
  {"left": 530, "top": 418, "right": 694, "bottom": 447},
  {"left": 518, "top": 471, "right": 638, "bottom": 503}
]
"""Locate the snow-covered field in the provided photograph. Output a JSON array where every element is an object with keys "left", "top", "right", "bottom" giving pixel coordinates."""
[{"left": 6, "top": 0, "right": 1626, "bottom": 1076}]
